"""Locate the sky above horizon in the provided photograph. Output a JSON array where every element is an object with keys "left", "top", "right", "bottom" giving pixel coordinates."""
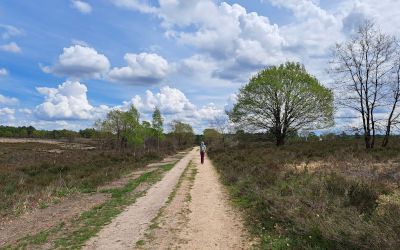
[{"left": 1, "top": 0, "right": 400, "bottom": 133}]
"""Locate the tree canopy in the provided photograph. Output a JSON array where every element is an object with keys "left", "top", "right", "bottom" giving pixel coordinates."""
[
  {"left": 152, "top": 107, "right": 164, "bottom": 150},
  {"left": 230, "top": 62, "right": 334, "bottom": 146},
  {"left": 169, "top": 120, "right": 195, "bottom": 147}
]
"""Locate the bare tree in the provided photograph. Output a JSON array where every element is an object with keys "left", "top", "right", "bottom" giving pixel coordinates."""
[
  {"left": 210, "top": 115, "right": 232, "bottom": 148},
  {"left": 382, "top": 45, "right": 400, "bottom": 147},
  {"left": 331, "top": 20, "right": 397, "bottom": 149}
]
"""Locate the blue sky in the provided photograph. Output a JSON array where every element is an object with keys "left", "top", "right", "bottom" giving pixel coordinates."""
[{"left": 0, "top": 0, "right": 399, "bottom": 133}]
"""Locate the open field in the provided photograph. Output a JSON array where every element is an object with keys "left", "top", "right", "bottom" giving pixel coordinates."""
[
  {"left": 0, "top": 139, "right": 176, "bottom": 219},
  {"left": 208, "top": 138, "right": 400, "bottom": 249},
  {"left": 1, "top": 147, "right": 252, "bottom": 250}
]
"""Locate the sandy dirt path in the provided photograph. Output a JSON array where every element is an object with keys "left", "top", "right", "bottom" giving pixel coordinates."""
[
  {"left": 83, "top": 148, "right": 197, "bottom": 250},
  {"left": 177, "top": 152, "right": 251, "bottom": 249},
  {"left": 140, "top": 150, "right": 252, "bottom": 250},
  {"left": 0, "top": 151, "right": 185, "bottom": 248}
]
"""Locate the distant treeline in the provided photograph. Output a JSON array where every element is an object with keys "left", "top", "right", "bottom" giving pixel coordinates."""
[
  {"left": 0, "top": 105, "right": 197, "bottom": 155},
  {"left": 0, "top": 125, "right": 100, "bottom": 139}
]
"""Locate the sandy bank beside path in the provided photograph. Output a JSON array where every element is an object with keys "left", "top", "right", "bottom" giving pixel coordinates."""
[
  {"left": 178, "top": 153, "right": 252, "bottom": 250},
  {"left": 0, "top": 151, "right": 188, "bottom": 248},
  {"left": 0, "top": 138, "right": 62, "bottom": 144},
  {"left": 0, "top": 193, "right": 108, "bottom": 247},
  {"left": 83, "top": 148, "right": 197, "bottom": 250}
]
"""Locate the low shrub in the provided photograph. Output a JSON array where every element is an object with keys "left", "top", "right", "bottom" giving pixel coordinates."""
[
  {"left": 209, "top": 139, "right": 400, "bottom": 249},
  {"left": 0, "top": 142, "right": 171, "bottom": 217}
]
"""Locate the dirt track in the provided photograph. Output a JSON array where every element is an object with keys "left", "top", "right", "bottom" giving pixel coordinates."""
[
  {"left": 0, "top": 150, "right": 185, "bottom": 248},
  {"left": 177, "top": 151, "right": 251, "bottom": 249},
  {"left": 83, "top": 149, "right": 197, "bottom": 249},
  {"left": 84, "top": 148, "right": 252, "bottom": 249}
]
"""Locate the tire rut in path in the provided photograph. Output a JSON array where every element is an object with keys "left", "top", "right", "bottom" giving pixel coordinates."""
[
  {"left": 138, "top": 159, "right": 196, "bottom": 249},
  {"left": 83, "top": 149, "right": 197, "bottom": 250},
  {"left": 138, "top": 151, "right": 253, "bottom": 250}
]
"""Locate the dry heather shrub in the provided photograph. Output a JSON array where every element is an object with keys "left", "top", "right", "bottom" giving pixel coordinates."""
[
  {"left": 0, "top": 142, "right": 165, "bottom": 217},
  {"left": 209, "top": 139, "right": 400, "bottom": 249}
]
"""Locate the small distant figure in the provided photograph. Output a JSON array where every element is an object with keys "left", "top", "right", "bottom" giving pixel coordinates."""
[{"left": 200, "top": 141, "right": 206, "bottom": 164}]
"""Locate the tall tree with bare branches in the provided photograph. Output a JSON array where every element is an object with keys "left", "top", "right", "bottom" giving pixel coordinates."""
[
  {"left": 331, "top": 21, "right": 397, "bottom": 149},
  {"left": 382, "top": 46, "right": 400, "bottom": 147}
]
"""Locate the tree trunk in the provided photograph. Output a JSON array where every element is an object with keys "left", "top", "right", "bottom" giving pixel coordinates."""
[
  {"left": 382, "top": 124, "right": 391, "bottom": 147},
  {"left": 276, "top": 133, "right": 285, "bottom": 146},
  {"left": 364, "top": 133, "right": 372, "bottom": 149}
]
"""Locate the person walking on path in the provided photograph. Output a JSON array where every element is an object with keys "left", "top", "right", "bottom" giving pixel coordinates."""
[{"left": 200, "top": 141, "right": 206, "bottom": 164}]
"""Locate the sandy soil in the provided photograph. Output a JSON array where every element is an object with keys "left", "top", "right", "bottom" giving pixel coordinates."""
[
  {"left": 138, "top": 151, "right": 252, "bottom": 250},
  {"left": 0, "top": 138, "right": 96, "bottom": 151},
  {"left": 83, "top": 149, "right": 197, "bottom": 250},
  {"left": 0, "top": 151, "right": 187, "bottom": 248},
  {"left": 177, "top": 152, "right": 252, "bottom": 250},
  {"left": 139, "top": 159, "right": 195, "bottom": 249},
  {"left": 0, "top": 193, "right": 108, "bottom": 247},
  {"left": 0, "top": 138, "right": 62, "bottom": 144}
]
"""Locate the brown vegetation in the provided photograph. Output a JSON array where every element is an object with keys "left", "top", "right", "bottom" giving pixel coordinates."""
[
  {"left": 0, "top": 141, "right": 176, "bottom": 219},
  {"left": 209, "top": 138, "right": 400, "bottom": 249}
]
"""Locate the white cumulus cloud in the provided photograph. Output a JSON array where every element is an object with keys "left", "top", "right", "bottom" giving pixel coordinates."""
[
  {"left": 0, "top": 107, "right": 15, "bottom": 115},
  {"left": 113, "top": 1, "right": 286, "bottom": 82},
  {"left": 71, "top": 0, "right": 92, "bottom": 14},
  {"left": 172, "top": 2, "right": 286, "bottom": 80},
  {"left": 0, "top": 107, "right": 15, "bottom": 121},
  {"left": 0, "top": 42, "right": 22, "bottom": 53},
  {"left": 0, "top": 94, "right": 18, "bottom": 105},
  {"left": 42, "top": 45, "right": 110, "bottom": 79},
  {"left": 124, "top": 86, "right": 224, "bottom": 132},
  {"left": 108, "top": 52, "right": 169, "bottom": 85},
  {"left": 127, "top": 86, "right": 195, "bottom": 114},
  {"left": 35, "top": 81, "right": 108, "bottom": 120}
]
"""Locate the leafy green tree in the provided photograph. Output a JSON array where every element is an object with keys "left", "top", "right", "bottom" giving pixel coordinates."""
[
  {"left": 123, "top": 105, "right": 143, "bottom": 152},
  {"left": 95, "top": 105, "right": 143, "bottom": 151},
  {"left": 79, "top": 128, "right": 97, "bottom": 138},
  {"left": 101, "top": 109, "right": 124, "bottom": 145},
  {"left": 141, "top": 120, "right": 154, "bottom": 151},
  {"left": 230, "top": 62, "right": 334, "bottom": 146},
  {"left": 169, "top": 120, "right": 195, "bottom": 148},
  {"left": 203, "top": 128, "right": 222, "bottom": 148},
  {"left": 26, "top": 126, "right": 35, "bottom": 137},
  {"left": 152, "top": 107, "right": 164, "bottom": 150}
]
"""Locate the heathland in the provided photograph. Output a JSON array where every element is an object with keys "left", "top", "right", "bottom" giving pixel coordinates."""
[{"left": 208, "top": 137, "right": 400, "bottom": 249}]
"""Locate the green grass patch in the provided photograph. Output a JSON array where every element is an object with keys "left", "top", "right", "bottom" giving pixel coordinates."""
[
  {"left": 53, "top": 170, "right": 162, "bottom": 249},
  {"left": 136, "top": 240, "right": 145, "bottom": 246},
  {"left": 161, "top": 162, "right": 178, "bottom": 172},
  {"left": 5, "top": 160, "right": 179, "bottom": 250},
  {"left": 138, "top": 160, "right": 194, "bottom": 247},
  {"left": 2, "top": 223, "right": 65, "bottom": 250},
  {"left": 185, "top": 164, "right": 197, "bottom": 202}
]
